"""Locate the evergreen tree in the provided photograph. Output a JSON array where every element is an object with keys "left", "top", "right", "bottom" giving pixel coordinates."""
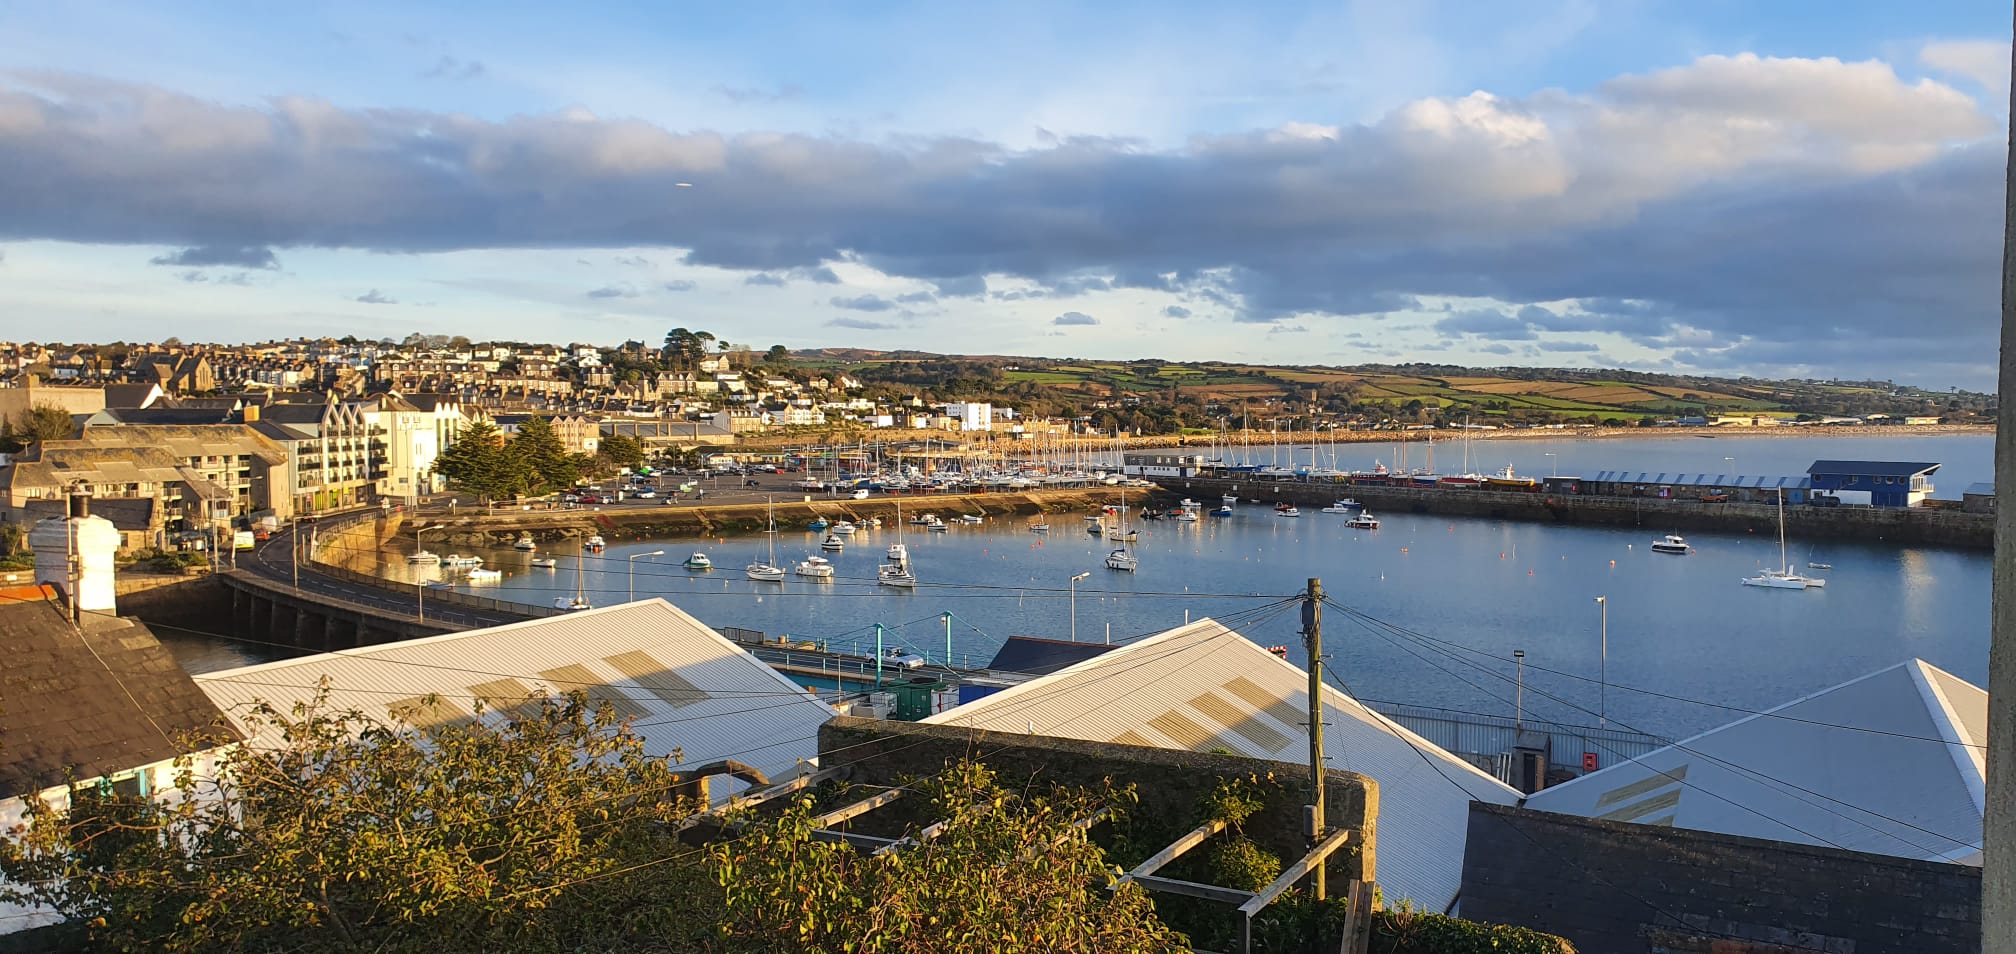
[
  {"left": 431, "top": 421, "right": 534, "bottom": 501},
  {"left": 507, "top": 416, "right": 578, "bottom": 490}
]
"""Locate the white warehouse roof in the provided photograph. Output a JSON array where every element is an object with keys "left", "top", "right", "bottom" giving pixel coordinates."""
[
  {"left": 922, "top": 619, "right": 1520, "bottom": 911},
  {"left": 1524, "top": 659, "right": 1984, "bottom": 864},
  {"left": 197, "top": 599, "right": 836, "bottom": 788}
]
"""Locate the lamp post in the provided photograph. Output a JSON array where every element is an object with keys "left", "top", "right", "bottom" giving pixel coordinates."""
[
  {"left": 1594, "top": 596, "right": 1608, "bottom": 726},
  {"left": 1513, "top": 649, "right": 1526, "bottom": 728},
  {"left": 941, "top": 612, "right": 953, "bottom": 667},
  {"left": 1069, "top": 572, "right": 1091, "bottom": 642},
  {"left": 1544, "top": 452, "right": 1557, "bottom": 478},
  {"left": 628, "top": 549, "right": 664, "bottom": 601},
  {"left": 414, "top": 523, "right": 444, "bottom": 621}
]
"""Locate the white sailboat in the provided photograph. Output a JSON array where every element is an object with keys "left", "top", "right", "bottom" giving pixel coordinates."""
[
  {"left": 555, "top": 544, "right": 592, "bottom": 610},
  {"left": 1743, "top": 490, "right": 1824, "bottom": 590},
  {"left": 746, "top": 499, "right": 786, "bottom": 582},
  {"left": 1106, "top": 488, "right": 1139, "bottom": 571}
]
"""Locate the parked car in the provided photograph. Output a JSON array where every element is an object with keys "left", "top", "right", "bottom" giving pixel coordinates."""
[
  {"left": 634, "top": 489, "right": 657, "bottom": 499},
  {"left": 884, "top": 648, "right": 927, "bottom": 669},
  {"left": 1700, "top": 492, "right": 1730, "bottom": 503}
]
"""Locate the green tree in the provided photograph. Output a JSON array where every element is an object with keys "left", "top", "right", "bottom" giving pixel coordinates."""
[
  {"left": 765, "top": 344, "right": 790, "bottom": 363},
  {"left": 597, "top": 434, "right": 645, "bottom": 469},
  {"left": 13, "top": 403, "right": 75, "bottom": 442},
  {"left": 0, "top": 690, "right": 700, "bottom": 954},
  {"left": 508, "top": 417, "right": 579, "bottom": 490},
  {"left": 431, "top": 420, "right": 534, "bottom": 501},
  {"left": 661, "top": 328, "right": 717, "bottom": 369}
]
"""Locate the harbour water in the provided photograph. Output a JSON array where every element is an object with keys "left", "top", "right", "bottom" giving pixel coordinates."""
[{"left": 166, "top": 433, "right": 1993, "bottom": 744}]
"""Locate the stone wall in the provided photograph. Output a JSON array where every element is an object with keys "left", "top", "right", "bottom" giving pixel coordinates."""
[
  {"left": 820, "top": 716, "right": 1375, "bottom": 885},
  {"left": 1178, "top": 477, "right": 1993, "bottom": 549},
  {"left": 1461, "top": 803, "right": 1980, "bottom": 954}
]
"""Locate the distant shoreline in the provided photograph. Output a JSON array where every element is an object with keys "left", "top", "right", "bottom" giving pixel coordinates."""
[{"left": 974, "top": 423, "right": 1994, "bottom": 454}]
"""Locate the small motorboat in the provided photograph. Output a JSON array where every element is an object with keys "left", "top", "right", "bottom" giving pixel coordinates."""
[
  {"left": 831, "top": 521, "right": 858, "bottom": 536},
  {"left": 408, "top": 550, "right": 441, "bottom": 565},
  {"left": 585, "top": 535, "right": 607, "bottom": 551},
  {"left": 924, "top": 515, "right": 948, "bottom": 533},
  {"left": 530, "top": 557, "right": 558, "bottom": 569},
  {"left": 808, "top": 517, "right": 831, "bottom": 532},
  {"left": 914, "top": 513, "right": 936, "bottom": 525},
  {"left": 441, "top": 554, "right": 484, "bottom": 567},
  {"left": 820, "top": 533, "right": 845, "bottom": 552},
  {"left": 1105, "top": 547, "right": 1138, "bottom": 572},
  {"left": 867, "top": 517, "right": 882, "bottom": 528},
  {"left": 513, "top": 534, "right": 537, "bottom": 551},
  {"left": 1345, "top": 512, "right": 1380, "bottom": 530},
  {"left": 1319, "top": 501, "right": 1359, "bottom": 514},
  {"left": 1125, "top": 530, "right": 1140, "bottom": 543},
  {"left": 465, "top": 568, "right": 503, "bottom": 584},
  {"left": 1807, "top": 562, "right": 1833, "bottom": 570},
  {"left": 683, "top": 552, "right": 713, "bottom": 570},
  {"left": 1087, "top": 522, "right": 1105, "bottom": 536},
  {"left": 553, "top": 596, "right": 592, "bottom": 611},
  {"left": 1211, "top": 505, "right": 1233, "bottom": 517},
  {"left": 1274, "top": 503, "right": 1301, "bottom": 518},
  {"left": 1028, "top": 521, "right": 1050, "bottom": 533},
  {"left": 960, "top": 514, "right": 984, "bottom": 524},
  {"left": 795, "top": 556, "right": 835, "bottom": 579},
  {"left": 1222, "top": 493, "right": 1240, "bottom": 504},
  {"left": 877, "top": 563, "right": 917, "bottom": 589},
  {"left": 1651, "top": 534, "right": 1692, "bottom": 554},
  {"left": 1173, "top": 509, "right": 1199, "bottom": 523}
]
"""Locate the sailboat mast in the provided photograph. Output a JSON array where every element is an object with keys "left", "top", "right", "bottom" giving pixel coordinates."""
[{"left": 1778, "top": 489, "right": 1788, "bottom": 571}]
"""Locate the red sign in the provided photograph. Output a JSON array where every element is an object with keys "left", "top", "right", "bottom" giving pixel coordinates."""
[{"left": 1582, "top": 752, "right": 1599, "bottom": 771}]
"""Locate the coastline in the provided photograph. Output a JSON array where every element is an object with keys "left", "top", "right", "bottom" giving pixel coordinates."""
[{"left": 973, "top": 423, "right": 1993, "bottom": 453}]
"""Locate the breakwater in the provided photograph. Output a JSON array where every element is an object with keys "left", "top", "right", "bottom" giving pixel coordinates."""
[
  {"left": 1176, "top": 477, "right": 1993, "bottom": 549},
  {"left": 384, "top": 487, "right": 1151, "bottom": 552}
]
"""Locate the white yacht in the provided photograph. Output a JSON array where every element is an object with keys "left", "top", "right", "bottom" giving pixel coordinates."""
[
  {"left": 831, "top": 520, "right": 858, "bottom": 536},
  {"left": 1650, "top": 534, "right": 1691, "bottom": 554},
  {"left": 465, "top": 568, "right": 503, "bottom": 584},
  {"left": 820, "top": 533, "right": 845, "bottom": 552},
  {"left": 1105, "top": 547, "right": 1138, "bottom": 572},
  {"left": 878, "top": 563, "right": 917, "bottom": 588},
  {"left": 795, "top": 555, "right": 835, "bottom": 580},
  {"left": 530, "top": 557, "right": 558, "bottom": 570},
  {"left": 959, "top": 514, "right": 984, "bottom": 524},
  {"left": 408, "top": 550, "right": 441, "bottom": 565},
  {"left": 1319, "top": 500, "right": 1361, "bottom": 514},
  {"left": 747, "top": 499, "right": 787, "bottom": 582},
  {"left": 513, "top": 534, "right": 537, "bottom": 551},
  {"left": 585, "top": 535, "right": 606, "bottom": 550},
  {"left": 1274, "top": 503, "right": 1301, "bottom": 518},
  {"left": 1345, "top": 512, "right": 1380, "bottom": 530},
  {"left": 1742, "top": 490, "right": 1824, "bottom": 590},
  {"left": 683, "top": 552, "right": 713, "bottom": 570},
  {"left": 886, "top": 542, "right": 909, "bottom": 563},
  {"left": 441, "top": 554, "right": 483, "bottom": 567},
  {"left": 1222, "top": 493, "right": 1240, "bottom": 503}
]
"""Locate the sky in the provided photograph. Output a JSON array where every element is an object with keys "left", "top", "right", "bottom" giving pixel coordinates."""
[{"left": 0, "top": 1, "right": 2009, "bottom": 388}]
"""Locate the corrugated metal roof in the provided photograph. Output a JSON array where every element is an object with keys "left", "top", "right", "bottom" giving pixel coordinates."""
[
  {"left": 922, "top": 619, "right": 1520, "bottom": 910},
  {"left": 196, "top": 599, "right": 836, "bottom": 788},
  {"left": 1588, "top": 471, "right": 1811, "bottom": 490},
  {"left": 1524, "top": 659, "right": 1984, "bottom": 864},
  {"left": 1964, "top": 482, "right": 1995, "bottom": 498}
]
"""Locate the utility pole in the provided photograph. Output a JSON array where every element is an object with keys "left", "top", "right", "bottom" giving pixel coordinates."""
[{"left": 1301, "top": 577, "right": 1326, "bottom": 901}]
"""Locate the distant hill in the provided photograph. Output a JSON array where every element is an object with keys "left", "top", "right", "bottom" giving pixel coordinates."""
[{"left": 796, "top": 350, "right": 1991, "bottom": 427}]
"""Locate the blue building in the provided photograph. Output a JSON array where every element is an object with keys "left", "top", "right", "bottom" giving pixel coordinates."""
[{"left": 1805, "top": 460, "right": 1939, "bottom": 508}]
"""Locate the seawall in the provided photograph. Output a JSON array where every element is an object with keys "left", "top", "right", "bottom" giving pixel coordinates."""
[{"left": 1175, "top": 476, "right": 1993, "bottom": 549}]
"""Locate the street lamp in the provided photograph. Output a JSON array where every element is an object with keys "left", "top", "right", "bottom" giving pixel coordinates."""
[
  {"left": 1513, "top": 649, "right": 1526, "bottom": 728},
  {"left": 1069, "top": 572, "right": 1091, "bottom": 642},
  {"left": 1544, "top": 452, "right": 1557, "bottom": 478},
  {"left": 628, "top": 549, "right": 665, "bottom": 601},
  {"left": 941, "top": 612, "right": 954, "bottom": 667},
  {"left": 414, "top": 523, "right": 444, "bottom": 622},
  {"left": 1594, "top": 596, "right": 1608, "bottom": 726}
]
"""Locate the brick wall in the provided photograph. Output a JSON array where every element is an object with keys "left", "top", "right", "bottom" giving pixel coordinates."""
[
  {"left": 1461, "top": 803, "right": 1980, "bottom": 954},
  {"left": 820, "top": 716, "right": 1376, "bottom": 884}
]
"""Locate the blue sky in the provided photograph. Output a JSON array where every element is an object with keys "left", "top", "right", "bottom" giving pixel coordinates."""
[{"left": 0, "top": 1, "right": 2009, "bottom": 386}]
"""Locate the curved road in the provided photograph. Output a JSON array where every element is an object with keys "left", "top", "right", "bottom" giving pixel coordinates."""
[{"left": 239, "top": 516, "right": 529, "bottom": 630}]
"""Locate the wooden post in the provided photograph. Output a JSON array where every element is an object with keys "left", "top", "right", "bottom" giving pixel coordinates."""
[{"left": 1303, "top": 577, "right": 1326, "bottom": 901}]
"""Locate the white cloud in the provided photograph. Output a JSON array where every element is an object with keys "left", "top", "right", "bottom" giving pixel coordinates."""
[{"left": 1920, "top": 39, "right": 2010, "bottom": 95}]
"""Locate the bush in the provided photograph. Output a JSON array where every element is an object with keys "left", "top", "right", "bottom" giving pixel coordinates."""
[
  {"left": 1248, "top": 894, "right": 1574, "bottom": 953},
  {"left": 123, "top": 548, "right": 208, "bottom": 574}
]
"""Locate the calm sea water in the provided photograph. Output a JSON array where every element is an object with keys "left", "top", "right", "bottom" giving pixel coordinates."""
[{"left": 168, "top": 433, "right": 1993, "bottom": 741}]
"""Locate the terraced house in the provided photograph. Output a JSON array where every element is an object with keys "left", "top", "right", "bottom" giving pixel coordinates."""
[{"left": 0, "top": 424, "right": 290, "bottom": 550}]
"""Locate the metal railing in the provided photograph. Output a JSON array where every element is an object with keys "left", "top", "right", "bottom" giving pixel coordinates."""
[{"left": 1362, "top": 698, "right": 1663, "bottom": 778}]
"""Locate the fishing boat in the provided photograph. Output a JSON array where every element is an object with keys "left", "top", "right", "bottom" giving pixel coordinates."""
[
  {"left": 747, "top": 499, "right": 787, "bottom": 582},
  {"left": 831, "top": 520, "right": 857, "bottom": 536},
  {"left": 466, "top": 568, "right": 503, "bottom": 584},
  {"left": 820, "top": 533, "right": 845, "bottom": 552},
  {"left": 683, "top": 552, "right": 713, "bottom": 570},
  {"left": 531, "top": 557, "right": 558, "bottom": 569},
  {"left": 1650, "top": 534, "right": 1691, "bottom": 554},
  {"left": 1484, "top": 465, "right": 1540, "bottom": 490},
  {"left": 1274, "top": 502, "right": 1300, "bottom": 518},
  {"left": 1318, "top": 500, "right": 1360, "bottom": 515},
  {"left": 1345, "top": 511, "right": 1380, "bottom": 530},
  {"left": 1211, "top": 504, "right": 1233, "bottom": 517},
  {"left": 795, "top": 555, "right": 835, "bottom": 579},
  {"left": 441, "top": 554, "right": 483, "bottom": 567},
  {"left": 513, "top": 534, "right": 537, "bottom": 551},
  {"left": 407, "top": 550, "right": 441, "bottom": 565},
  {"left": 878, "top": 563, "right": 917, "bottom": 588},
  {"left": 808, "top": 517, "right": 831, "bottom": 532},
  {"left": 1743, "top": 490, "right": 1824, "bottom": 590},
  {"left": 585, "top": 535, "right": 606, "bottom": 551}
]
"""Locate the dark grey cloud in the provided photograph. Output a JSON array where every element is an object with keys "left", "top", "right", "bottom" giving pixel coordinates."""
[
  {"left": 615, "top": 255, "right": 653, "bottom": 267},
  {"left": 1434, "top": 308, "right": 1537, "bottom": 341},
  {"left": 1052, "top": 311, "right": 1098, "bottom": 326},
  {"left": 587, "top": 285, "right": 637, "bottom": 299},
  {"left": 827, "top": 316, "right": 897, "bottom": 330},
  {"left": 1535, "top": 340, "right": 1599, "bottom": 352},
  {"left": 744, "top": 272, "right": 789, "bottom": 286},
  {"left": 150, "top": 245, "right": 280, "bottom": 270},
  {"left": 355, "top": 289, "right": 396, "bottom": 305},
  {"left": 1163, "top": 305, "right": 1192, "bottom": 318},
  {"left": 661, "top": 279, "right": 696, "bottom": 292},
  {"left": 0, "top": 62, "right": 1997, "bottom": 384},
  {"left": 895, "top": 290, "right": 936, "bottom": 304},
  {"left": 1477, "top": 343, "right": 1516, "bottom": 355},
  {"left": 422, "top": 56, "right": 485, "bottom": 80},
  {"left": 831, "top": 294, "right": 896, "bottom": 312},
  {"left": 179, "top": 270, "right": 254, "bottom": 286}
]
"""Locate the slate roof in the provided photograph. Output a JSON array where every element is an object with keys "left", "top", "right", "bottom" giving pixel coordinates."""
[
  {"left": 0, "top": 588, "right": 235, "bottom": 800},
  {"left": 1588, "top": 471, "right": 1810, "bottom": 490},
  {"left": 1806, "top": 460, "right": 1941, "bottom": 478},
  {"left": 1523, "top": 659, "right": 1985, "bottom": 864},
  {"left": 1965, "top": 482, "right": 1995, "bottom": 498},
  {"left": 985, "top": 635, "right": 1117, "bottom": 676}
]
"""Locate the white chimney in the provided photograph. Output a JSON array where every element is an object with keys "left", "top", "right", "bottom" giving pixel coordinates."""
[{"left": 31, "top": 492, "right": 120, "bottom": 615}]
